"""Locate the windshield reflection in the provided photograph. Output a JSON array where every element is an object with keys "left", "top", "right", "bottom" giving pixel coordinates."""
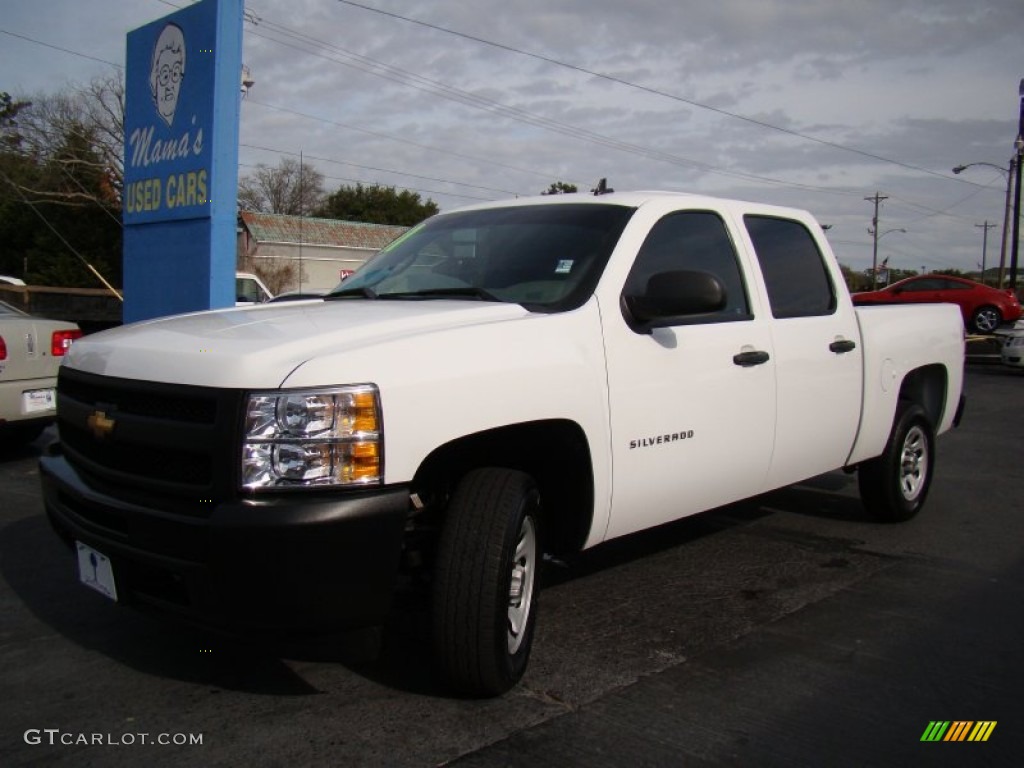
[{"left": 328, "top": 203, "right": 635, "bottom": 313}]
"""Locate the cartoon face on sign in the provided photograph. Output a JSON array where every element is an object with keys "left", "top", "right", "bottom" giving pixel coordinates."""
[{"left": 149, "top": 23, "right": 186, "bottom": 127}]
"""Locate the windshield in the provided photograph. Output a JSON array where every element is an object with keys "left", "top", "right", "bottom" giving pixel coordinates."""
[{"left": 327, "top": 203, "right": 635, "bottom": 312}]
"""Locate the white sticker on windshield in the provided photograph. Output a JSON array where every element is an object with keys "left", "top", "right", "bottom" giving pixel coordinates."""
[{"left": 555, "top": 259, "right": 574, "bottom": 275}]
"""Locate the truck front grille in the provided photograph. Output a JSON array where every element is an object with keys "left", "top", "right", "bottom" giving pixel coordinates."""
[{"left": 56, "top": 367, "right": 243, "bottom": 516}]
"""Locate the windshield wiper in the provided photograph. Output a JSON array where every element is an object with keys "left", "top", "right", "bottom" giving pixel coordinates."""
[
  {"left": 380, "top": 287, "right": 504, "bottom": 302},
  {"left": 325, "top": 286, "right": 378, "bottom": 300}
]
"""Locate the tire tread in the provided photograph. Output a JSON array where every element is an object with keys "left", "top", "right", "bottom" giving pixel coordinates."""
[{"left": 433, "top": 468, "right": 538, "bottom": 695}]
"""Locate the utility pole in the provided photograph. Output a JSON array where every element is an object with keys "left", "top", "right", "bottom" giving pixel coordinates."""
[
  {"left": 866, "top": 192, "right": 888, "bottom": 289},
  {"left": 999, "top": 155, "right": 1016, "bottom": 287},
  {"left": 1011, "top": 78, "right": 1024, "bottom": 292},
  {"left": 975, "top": 221, "right": 996, "bottom": 284}
]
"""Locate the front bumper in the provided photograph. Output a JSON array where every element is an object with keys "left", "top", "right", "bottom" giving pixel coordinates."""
[{"left": 41, "top": 451, "right": 409, "bottom": 633}]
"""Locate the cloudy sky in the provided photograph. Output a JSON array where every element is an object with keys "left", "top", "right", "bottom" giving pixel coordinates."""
[{"left": 2, "top": 0, "right": 1021, "bottom": 275}]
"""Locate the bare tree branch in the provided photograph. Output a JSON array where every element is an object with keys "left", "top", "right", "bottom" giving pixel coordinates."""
[{"left": 239, "top": 157, "right": 325, "bottom": 215}]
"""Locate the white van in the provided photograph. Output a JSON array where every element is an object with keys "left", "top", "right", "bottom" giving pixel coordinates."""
[{"left": 235, "top": 272, "right": 273, "bottom": 305}]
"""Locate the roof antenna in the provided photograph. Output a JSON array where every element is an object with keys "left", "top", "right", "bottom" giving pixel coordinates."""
[{"left": 591, "top": 178, "right": 614, "bottom": 196}]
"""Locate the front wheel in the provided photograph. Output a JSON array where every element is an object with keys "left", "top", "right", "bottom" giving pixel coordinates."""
[
  {"left": 971, "top": 305, "right": 1001, "bottom": 334},
  {"left": 858, "top": 402, "right": 934, "bottom": 522},
  {"left": 432, "top": 468, "right": 541, "bottom": 696}
]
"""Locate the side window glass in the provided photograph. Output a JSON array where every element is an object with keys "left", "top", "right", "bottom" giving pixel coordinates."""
[
  {"left": 903, "top": 279, "right": 939, "bottom": 292},
  {"left": 745, "top": 215, "right": 835, "bottom": 318},
  {"left": 236, "top": 278, "right": 261, "bottom": 302},
  {"left": 623, "top": 211, "right": 750, "bottom": 321}
]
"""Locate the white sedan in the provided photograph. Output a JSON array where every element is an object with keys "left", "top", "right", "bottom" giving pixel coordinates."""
[
  {"left": 0, "top": 300, "right": 82, "bottom": 447},
  {"left": 1001, "top": 332, "right": 1024, "bottom": 369}
]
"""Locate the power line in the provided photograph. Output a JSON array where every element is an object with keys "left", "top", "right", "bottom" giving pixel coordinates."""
[
  {"left": 241, "top": 142, "right": 519, "bottom": 197},
  {"left": 244, "top": 16, "right": 866, "bottom": 197},
  {"left": 243, "top": 99, "right": 562, "bottom": 185},
  {"left": 239, "top": 165, "right": 490, "bottom": 204},
  {"left": 332, "top": 0, "right": 982, "bottom": 185},
  {"left": 237, "top": 160, "right": 494, "bottom": 203},
  {"left": 4, "top": 11, "right": 1000, "bottom": 238},
  {"left": 0, "top": 29, "right": 122, "bottom": 69},
  {"left": 0, "top": 167, "right": 123, "bottom": 298}
]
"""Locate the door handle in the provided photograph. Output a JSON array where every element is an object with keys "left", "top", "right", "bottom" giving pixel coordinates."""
[
  {"left": 829, "top": 339, "right": 857, "bottom": 354},
  {"left": 733, "top": 350, "right": 770, "bottom": 367}
]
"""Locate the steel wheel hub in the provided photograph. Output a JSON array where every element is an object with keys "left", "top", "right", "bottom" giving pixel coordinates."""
[
  {"left": 507, "top": 516, "right": 536, "bottom": 654},
  {"left": 899, "top": 425, "right": 928, "bottom": 501}
]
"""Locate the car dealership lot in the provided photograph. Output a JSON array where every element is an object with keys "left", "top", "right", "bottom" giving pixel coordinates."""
[{"left": 2, "top": 366, "right": 1022, "bottom": 767}]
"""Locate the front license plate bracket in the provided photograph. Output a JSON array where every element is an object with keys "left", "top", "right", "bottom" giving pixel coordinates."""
[{"left": 76, "top": 542, "right": 118, "bottom": 601}]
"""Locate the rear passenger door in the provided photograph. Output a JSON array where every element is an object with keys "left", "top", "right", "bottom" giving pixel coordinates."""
[{"left": 741, "top": 214, "right": 863, "bottom": 490}]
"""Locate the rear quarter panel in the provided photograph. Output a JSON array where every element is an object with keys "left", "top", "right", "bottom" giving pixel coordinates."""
[{"left": 847, "top": 303, "right": 964, "bottom": 465}]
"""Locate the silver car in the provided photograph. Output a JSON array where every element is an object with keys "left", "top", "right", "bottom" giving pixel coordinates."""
[
  {"left": 1001, "top": 332, "right": 1024, "bottom": 370},
  {"left": 0, "top": 300, "right": 82, "bottom": 447}
]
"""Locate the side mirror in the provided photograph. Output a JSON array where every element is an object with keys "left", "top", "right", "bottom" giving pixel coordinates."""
[{"left": 622, "top": 270, "right": 726, "bottom": 333}]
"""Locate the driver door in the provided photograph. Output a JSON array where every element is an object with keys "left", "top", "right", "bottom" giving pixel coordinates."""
[{"left": 601, "top": 208, "right": 775, "bottom": 540}]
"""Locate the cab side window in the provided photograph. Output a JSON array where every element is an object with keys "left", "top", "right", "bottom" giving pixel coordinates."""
[
  {"left": 745, "top": 215, "right": 835, "bottom": 318},
  {"left": 623, "top": 211, "right": 751, "bottom": 322},
  {"left": 902, "top": 278, "right": 942, "bottom": 292}
]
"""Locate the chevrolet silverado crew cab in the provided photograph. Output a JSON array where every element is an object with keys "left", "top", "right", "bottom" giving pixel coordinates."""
[{"left": 42, "top": 191, "right": 965, "bottom": 696}]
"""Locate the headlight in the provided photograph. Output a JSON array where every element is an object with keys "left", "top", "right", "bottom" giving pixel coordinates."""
[{"left": 241, "top": 385, "right": 382, "bottom": 489}]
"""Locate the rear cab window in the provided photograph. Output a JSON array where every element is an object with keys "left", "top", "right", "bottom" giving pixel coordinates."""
[{"left": 744, "top": 215, "right": 836, "bottom": 319}]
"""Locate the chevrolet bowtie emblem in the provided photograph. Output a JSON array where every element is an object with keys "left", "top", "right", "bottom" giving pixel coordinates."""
[{"left": 87, "top": 410, "right": 116, "bottom": 440}]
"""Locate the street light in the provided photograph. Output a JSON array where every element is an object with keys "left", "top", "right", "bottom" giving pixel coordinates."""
[
  {"left": 953, "top": 162, "right": 1009, "bottom": 175},
  {"left": 953, "top": 160, "right": 1014, "bottom": 287}
]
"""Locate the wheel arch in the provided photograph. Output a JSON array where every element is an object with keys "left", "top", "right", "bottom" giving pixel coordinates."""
[
  {"left": 897, "top": 364, "right": 948, "bottom": 427},
  {"left": 849, "top": 362, "right": 950, "bottom": 468},
  {"left": 411, "top": 419, "right": 595, "bottom": 555}
]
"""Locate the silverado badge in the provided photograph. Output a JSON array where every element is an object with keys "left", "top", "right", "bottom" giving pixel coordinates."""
[{"left": 87, "top": 410, "right": 116, "bottom": 440}]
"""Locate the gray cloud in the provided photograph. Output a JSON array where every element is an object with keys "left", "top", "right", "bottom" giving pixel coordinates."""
[{"left": 1, "top": 0, "right": 1020, "bottom": 272}]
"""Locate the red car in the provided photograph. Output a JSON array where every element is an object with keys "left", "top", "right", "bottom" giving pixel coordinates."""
[{"left": 852, "top": 275, "right": 1021, "bottom": 334}]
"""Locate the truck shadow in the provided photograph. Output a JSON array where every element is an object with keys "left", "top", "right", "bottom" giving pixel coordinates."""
[
  {"left": 0, "top": 512, "right": 379, "bottom": 697},
  {"left": 1, "top": 470, "right": 870, "bottom": 699},
  {"left": 0, "top": 425, "right": 56, "bottom": 463},
  {"left": 359, "top": 472, "right": 873, "bottom": 696},
  {"left": 544, "top": 470, "right": 869, "bottom": 589}
]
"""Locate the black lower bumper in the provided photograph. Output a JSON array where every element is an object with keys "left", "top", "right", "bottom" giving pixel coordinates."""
[
  {"left": 40, "top": 453, "right": 410, "bottom": 633},
  {"left": 953, "top": 393, "right": 966, "bottom": 428}
]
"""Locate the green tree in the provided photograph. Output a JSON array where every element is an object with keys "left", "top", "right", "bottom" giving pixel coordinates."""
[
  {"left": 1, "top": 91, "right": 32, "bottom": 148},
  {"left": 314, "top": 183, "right": 438, "bottom": 226},
  {"left": 0, "top": 78, "right": 123, "bottom": 287},
  {"left": 838, "top": 263, "right": 869, "bottom": 293},
  {"left": 541, "top": 181, "right": 578, "bottom": 195}
]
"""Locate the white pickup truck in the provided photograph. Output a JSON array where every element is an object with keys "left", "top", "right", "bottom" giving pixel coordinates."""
[{"left": 42, "top": 191, "right": 965, "bottom": 696}]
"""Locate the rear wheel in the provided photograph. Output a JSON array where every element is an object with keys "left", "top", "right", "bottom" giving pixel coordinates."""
[
  {"left": 858, "top": 402, "right": 934, "bottom": 522},
  {"left": 971, "top": 305, "right": 1001, "bottom": 334},
  {"left": 432, "top": 468, "right": 541, "bottom": 696}
]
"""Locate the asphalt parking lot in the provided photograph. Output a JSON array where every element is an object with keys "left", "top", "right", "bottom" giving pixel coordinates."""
[{"left": 1, "top": 363, "right": 1022, "bottom": 767}]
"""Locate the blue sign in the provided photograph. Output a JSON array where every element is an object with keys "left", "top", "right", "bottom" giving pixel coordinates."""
[
  {"left": 122, "top": 0, "right": 242, "bottom": 322},
  {"left": 125, "top": 5, "right": 217, "bottom": 224}
]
